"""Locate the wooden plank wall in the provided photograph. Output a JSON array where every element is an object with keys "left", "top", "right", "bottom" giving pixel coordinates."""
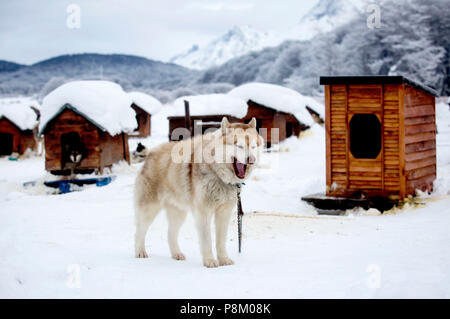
[
  {"left": 347, "top": 84, "right": 383, "bottom": 192},
  {"left": 403, "top": 85, "right": 436, "bottom": 195},
  {"left": 130, "top": 104, "right": 151, "bottom": 138},
  {"left": 244, "top": 102, "right": 302, "bottom": 144},
  {"left": 272, "top": 113, "right": 286, "bottom": 143},
  {"left": 99, "top": 132, "right": 129, "bottom": 171},
  {"left": 327, "top": 84, "right": 348, "bottom": 195},
  {"left": 44, "top": 109, "right": 100, "bottom": 171},
  {"left": 327, "top": 84, "right": 402, "bottom": 197},
  {"left": 245, "top": 102, "right": 281, "bottom": 144},
  {"left": 0, "top": 118, "right": 36, "bottom": 155},
  {"left": 0, "top": 118, "right": 21, "bottom": 154},
  {"left": 383, "top": 84, "right": 401, "bottom": 195},
  {"left": 285, "top": 114, "right": 303, "bottom": 137},
  {"left": 168, "top": 117, "right": 188, "bottom": 140},
  {"left": 168, "top": 115, "right": 240, "bottom": 141},
  {"left": 168, "top": 103, "right": 302, "bottom": 145},
  {"left": 18, "top": 130, "right": 36, "bottom": 154}
]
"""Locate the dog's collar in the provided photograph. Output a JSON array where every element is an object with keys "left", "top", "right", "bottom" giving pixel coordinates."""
[{"left": 228, "top": 182, "right": 245, "bottom": 189}]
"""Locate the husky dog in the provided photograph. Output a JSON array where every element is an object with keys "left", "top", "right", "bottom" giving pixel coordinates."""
[
  {"left": 61, "top": 132, "right": 86, "bottom": 171},
  {"left": 134, "top": 117, "right": 263, "bottom": 267},
  {"left": 132, "top": 142, "right": 149, "bottom": 163}
]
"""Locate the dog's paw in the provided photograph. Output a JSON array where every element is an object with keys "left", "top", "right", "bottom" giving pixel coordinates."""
[
  {"left": 203, "top": 258, "right": 219, "bottom": 268},
  {"left": 172, "top": 253, "right": 186, "bottom": 261},
  {"left": 135, "top": 250, "right": 148, "bottom": 258},
  {"left": 218, "top": 257, "right": 234, "bottom": 266}
]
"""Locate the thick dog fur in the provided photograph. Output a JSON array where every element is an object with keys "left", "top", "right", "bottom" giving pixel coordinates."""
[{"left": 134, "top": 117, "right": 263, "bottom": 267}]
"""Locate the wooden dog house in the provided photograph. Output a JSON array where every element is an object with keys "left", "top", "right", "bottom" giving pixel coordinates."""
[
  {"left": 229, "top": 83, "right": 324, "bottom": 147},
  {"left": 240, "top": 100, "right": 305, "bottom": 147},
  {"left": 0, "top": 98, "right": 39, "bottom": 156},
  {"left": 169, "top": 115, "right": 241, "bottom": 141},
  {"left": 40, "top": 81, "right": 137, "bottom": 175},
  {"left": 320, "top": 76, "right": 438, "bottom": 199},
  {"left": 128, "top": 92, "right": 162, "bottom": 138},
  {"left": 167, "top": 94, "right": 246, "bottom": 141}
]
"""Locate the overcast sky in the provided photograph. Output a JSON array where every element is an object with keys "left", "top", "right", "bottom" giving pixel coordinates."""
[{"left": 0, "top": 0, "right": 318, "bottom": 65}]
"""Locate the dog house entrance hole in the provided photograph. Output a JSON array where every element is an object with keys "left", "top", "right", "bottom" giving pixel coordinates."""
[
  {"left": 61, "top": 132, "right": 84, "bottom": 163},
  {"left": 255, "top": 119, "right": 263, "bottom": 131},
  {"left": 349, "top": 114, "right": 381, "bottom": 159},
  {"left": 286, "top": 122, "right": 293, "bottom": 137},
  {"left": 134, "top": 114, "right": 142, "bottom": 132},
  {"left": 0, "top": 133, "right": 13, "bottom": 155}
]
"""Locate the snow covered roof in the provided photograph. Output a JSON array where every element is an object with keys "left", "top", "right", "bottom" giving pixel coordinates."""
[
  {"left": 128, "top": 91, "right": 162, "bottom": 115},
  {"left": 39, "top": 81, "right": 137, "bottom": 136},
  {"left": 0, "top": 97, "right": 39, "bottom": 131},
  {"left": 168, "top": 94, "right": 248, "bottom": 118},
  {"left": 228, "top": 82, "right": 324, "bottom": 125}
]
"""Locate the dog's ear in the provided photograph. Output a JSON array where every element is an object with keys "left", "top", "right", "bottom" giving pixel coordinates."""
[
  {"left": 249, "top": 117, "right": 257, "bottom": 128},
  {"left": 221, "top": 117, "right": 230, "bottom": 134}
]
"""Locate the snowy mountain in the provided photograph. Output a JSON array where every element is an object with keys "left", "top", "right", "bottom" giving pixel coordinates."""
[
  {"left": 171, "top": 0, "right": 367, "bottom": 70},
  {"left": 0, "top": 53, "right": 197, "bottom": 96},
  {"left": 169, "top": 45, "right": 200, "bottom": 66},
  {"left": 198, "top": 0, "right": 449, "bottom": 96},
  {"left": 1, "top": 0, "right": 448, "bottom": 97},
  {"left": 170, "top": 25, "right": 280, "bottom": 70},
  {"left": 0, "top": 60, "right": 25, "bottom": 73},
  {"left": 288, "top": 0, "right": 366, "bottom": 41}
]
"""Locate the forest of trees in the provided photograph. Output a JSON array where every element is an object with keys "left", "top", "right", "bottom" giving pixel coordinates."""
[
  {"left": 199, "top": 0, "right": 450, "bottom": 96},
  {"left": 0, "top": 0, "right": 448, "bottom": 99}
]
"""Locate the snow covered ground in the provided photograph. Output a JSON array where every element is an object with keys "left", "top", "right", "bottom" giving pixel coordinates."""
[{"left": 1, "top": 102, "right": 450, "bottom": 298}]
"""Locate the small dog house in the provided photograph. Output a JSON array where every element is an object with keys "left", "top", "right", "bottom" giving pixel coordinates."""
[
  {"left": 40, "top": 81, "right": 137, "bottom": 175},
  {"left": 167, "top": 94, "right": 246, "bottom": 141},
  {"left": 241, "top": 100, "right": 305, "bottom": 147},
  {"left": 320, "top": 76, "right": 438, "bottom": 199},
  {"left": 0, "top": 98, "right": 39, "bottom": 156},
  {"left": 228, "top": 82, "right": 324, "bottom": 147},
  {"left": 128, "top": 92, "right": 162, "bottom": 138}
]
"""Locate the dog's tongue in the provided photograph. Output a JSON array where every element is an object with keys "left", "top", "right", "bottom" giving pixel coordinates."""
[{"left": 235, "top": 161, "right": 246, "bottom": 179}]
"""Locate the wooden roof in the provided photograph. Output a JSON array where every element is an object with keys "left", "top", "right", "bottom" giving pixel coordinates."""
[
  {"left": 320, "top": 76, "right": 439, "bottom": 97},
  {"left": 39, "top": 103, "right": 108, "bottom": 135},
  {"left": 167, "top": 114, "right": 238, "bottom": 120}
]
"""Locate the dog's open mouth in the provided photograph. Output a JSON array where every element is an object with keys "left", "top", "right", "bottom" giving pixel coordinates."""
[{"left": 232, "top": 157, "right": 247, "bottom": 179}]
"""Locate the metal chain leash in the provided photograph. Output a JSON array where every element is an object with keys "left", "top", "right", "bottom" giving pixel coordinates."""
[{"left": 236, "top": 183, "right": 244, "bottom": 253}]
